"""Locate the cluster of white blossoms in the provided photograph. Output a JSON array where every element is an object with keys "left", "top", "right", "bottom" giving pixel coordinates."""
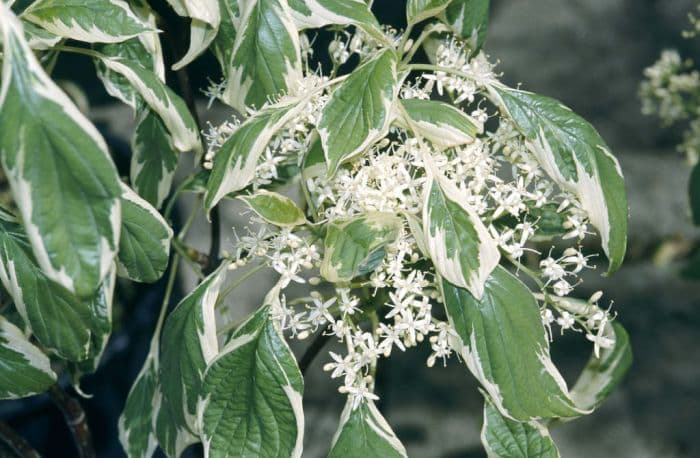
[
  {"left": 641, "top": 49, "right": 700, "bottom": 163},
  {"left": 204, "top": 31, "right": 619, "bottom": 407}
]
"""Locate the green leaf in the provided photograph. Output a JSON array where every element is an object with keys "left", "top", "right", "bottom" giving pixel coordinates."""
[
  {"left": 328, "top": 399, "right": 407, "bottom": 458},
  {"left": 165, "top": 0, "right": 221, "bottom": 70},
  {"left": 0, "top": 315, "right": 57, "bottom": 400},
  {"left": 441, "top": 267, "right": 586, "bottom": 421},
  {"left": 239, "top": 190, "right": 306, "bottom": 227},
  {"left": 130, "top": 109, "right": 179, "bottom": 209},
  {"left": 321, "top": 213, "right": 402, "bottom": 283},
  {"left": 442, "top": 0, "right": 490, "bottom": 53},
  {"left": 117, "top": 183, "right": 173, "bottom": 283},
  {"left": 489, "top": 86, "right": 628, "bottom": 273},
  {"left": 98, "top": 56, "right": 202, "bottom": 155},
  {"left": 570, "top": 321, "right": 632, "bottom": 411},
  {"left": 398, "top": 98, "right": 482, "bottom": 150},
  {"left": 223, "top": 0, "right": 301, "bottom": 111},
  {"left": 0, "top": 210, "right": 93, "bottom": 361},
  {"left": 424, "top": 176, "right": 499, "bottom": 299},
  {"left": 0, "top": 8, "right": 122, "bottom": 298},
  {"left": 527, "top": 204, "right": 567, "bottom": 239},
  {"left": 690, "top": 161, "right": 700, "bottom": 226},
  {"left": 288, "top": 0, "right": 383, "bottom": 41},
  {"left": 481, "top": 398, "right": 560, "bottom": 458},
  {"left": 22, "top": 0, "right": 152, "bottom": 43},
  {"left": 199, "top": 301, "right": 304, "bottom": 458},
  {"left": 318, "top": 49, "right": 399, "bottom": 175},
  {"left": 204, "top": 103, "right": 297, "bottom": 212},
  {"left": 155, "top": 264, "right": 227, "bottom": 456},
  {"left": 119, "top": 347, "right": 159, "bottom": 458},
  {"left": 407, "top": 0, "right": 452, "bottom": 25}
]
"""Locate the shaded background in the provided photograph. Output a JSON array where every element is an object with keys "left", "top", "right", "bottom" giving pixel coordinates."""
[{"left": 2, "top": 0, "right": 700, "bottom": 456}]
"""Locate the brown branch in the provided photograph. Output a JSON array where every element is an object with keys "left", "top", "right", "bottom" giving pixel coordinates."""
[
  {"left": 48, "top": 385, "right": 95, "bottom": 458},
  {"left": 0, "top": 421, "right": 40, "bottom": 458}
]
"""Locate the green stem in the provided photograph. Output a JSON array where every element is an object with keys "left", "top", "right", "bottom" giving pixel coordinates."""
[
  {"left": 503, "top": 252, "right": 546, "bottom": 290},
  {"left": 403, "top": 63, "right": 474, "bottom": 81},
  {"left": 214, "top": 263, "right": 267, "bottom": 309},
  {"left": 171, "top": 239, "right": 205, "bottom": 279},
  {"left": 52, "top": 45, "right": 102, "bottom": 60},
  {"left": 401, "top": 23, "right": 449, "bottom": 64},
  {"left": 398, "top": 23, "right": 414, "bottom": 60},
  {"left": 153, "top": 254, "right": 181, "bottom": 339}
]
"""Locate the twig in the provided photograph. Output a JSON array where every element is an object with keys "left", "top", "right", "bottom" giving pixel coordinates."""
[
  {"left": 205, "top": 207, "right": 221, "bottom": 274},
  {"left": 299, "top": 332, "right": 333, "bottom": 375},
  {"left": 161, "top": 12, "right": 221, "bottom": 276},
  {"left": 48, "top": 385, "right": 95, "bottom": 458},
  {"left": 0, "top": 421, "right": 40, "bottom": 458}
]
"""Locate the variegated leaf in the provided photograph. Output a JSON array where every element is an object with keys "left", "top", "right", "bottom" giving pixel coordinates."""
[
  {"left": 211, "top": 0, "right": 240, "bottom": 81},
  {"left": 321, "top": 213, "right": 402, "bottom": 283},
  {"left": 318, "top": 49, "right": 399, "bottom": 175},
  {"left": 423, "top": 175, "right": 499, "bottom": 299},
  {"left": 328, "top": 399, "right": 407, "bottom": 458},
  {"left": 0, "top": 6, "right": 121, "bottom": 298},
  {"left": 198, "top": 300, "right": 304, "bottom": 458},
  {"left": 397, "top": 98, "right": 483, "bottom": 149},
  {"left": 155, "top": 264, "right": 227, "bottom": 456},
  {"left": 204, "top": 103, "right": 298, "bottom": 212},
  {"left": 0, "top": 315, "right": 57, "bottom": 400},
  {"left": 441, "top": 0, "right": 490, "bottom": 53},
  {"left": 22, "top": 20, "right": 61, "bottom": 50},
  {"left": 406, "top": 0, "right": 452, "bottom": 25},
  {"left": 72, "top": 266, "right": 117, "bottom": 375},
  {"left": 117, "top": 183, "right": 173, "bottom": 283},
  {"left": 94, "top": 1, "right": 165, "bottom": 108},
  {"left": 119, "top": 344, "right": 159, "bottom": 458},
  {"left": 288, "top": 0, "right": 383, "bottom": 41},
  {"left": 166, "top": 0, "right": 221, "bottom": 70},
  {"left": 570, "top": 321, "right": 632, "bottom": 411},
  {"left": 92, "top": 8, "right": 176, "bottom": 209},
  {"left": 98, "top": 56, "right": 202, "bottom": 155},
  {"left": 441, "top": 268, "right": 587, "bottom": 421},
  {"left": 488, "top": 85, "right": 628, "bottom": 272},
  {"left": 0, "top": 209, "right": 93, "bottom": 361},
  {"left": 239, "top": 190, "right": 307, "bottom": 227},
  {"left": 131, "top": 109, "right": 179, "bottom": 209},
  {"left": 223, "top": 0, "right": 302, "bottom": 111},
  {"left": 22, "top": 0, "right": 152, "bottom": 44},
  {"left": 481, "top": 398, "right": 560, "bottom": 458}
]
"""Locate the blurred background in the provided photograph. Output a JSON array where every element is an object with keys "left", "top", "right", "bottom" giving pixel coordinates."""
[{"left": 2, "top": 0, "right": 700, "bottom": 457}]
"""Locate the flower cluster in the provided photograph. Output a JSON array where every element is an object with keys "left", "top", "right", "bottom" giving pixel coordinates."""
[
  {"left": 205, "top": 30, "right": 618, "bottom": 408},
  {"left": 641, "top": 49, "right": 700, "bottom": 163}
]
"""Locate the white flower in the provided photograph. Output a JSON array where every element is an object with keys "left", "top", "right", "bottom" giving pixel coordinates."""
[
  {"left": 378, "top": 323, "right": 406, "bottom": 356},
  {"left": 338, "top": 289, "right": 360, "bottom": 315},
  {"left": 556, "top": 311, "right": 575, "bottom": 330},
  {"left": 586, "top": 321, "right": 615, "bottom": 358},
  {"left": 540, "top": 257, "right": 566, "bottom": 281},
  {"left": 340, "top": 377, "right": 379, "bottom": 410},
  {"left": 307, "top": 293, "right": 336, "bottom": 328},
  {"left": 323, "top": 352, "right": 355, "bottom": 381},
  {"left": 552, "top": 279, "right": 573, "bottom": 297}
]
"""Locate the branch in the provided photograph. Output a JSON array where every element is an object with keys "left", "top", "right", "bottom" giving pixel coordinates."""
[
  {"left": 160, "top": 12, "right": 221, "bottom": 276},
  {"left": 0, "top": 421, "right": 39, "bottom": 458},
  {"left": 299, "top": 331, "right": 333, "bottom": 374},
  {"left": 48, "top": 385, "right": 95, "bottom": 458}
]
